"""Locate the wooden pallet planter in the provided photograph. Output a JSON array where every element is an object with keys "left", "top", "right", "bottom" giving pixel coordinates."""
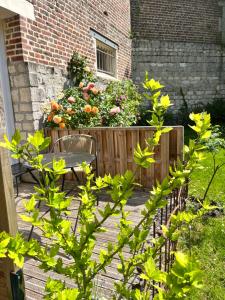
[{"left": 45, "top": 126, "right": 183, "bottom": 188}]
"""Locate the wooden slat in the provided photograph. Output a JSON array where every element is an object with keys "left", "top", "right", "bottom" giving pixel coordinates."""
[
  {"left": 126, "top": 130, "right": 139, "bottom": 178},
  {"left": 106, "top": 129, "right": 115, "bottom": 175},
  {"left": 160, "top": 132, "right": 170, "bottom": 180},
  {"left": 114, "top": 130, "right": 127, "bottom": 174},
  {"left": 50, "top": 129, "right": 60, "bottom": 152}
]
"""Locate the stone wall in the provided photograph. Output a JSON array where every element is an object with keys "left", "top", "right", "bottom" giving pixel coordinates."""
[
  {"left": 8, "top": 61, "right": 67, "bottom": 137},
  {"left": 132, "top": 40, "right": 225, "bottom": 110},
  {"left": 27, "top": 62, "right": 67, "bottom": 130},
  {"left": 8, "top": 61, "right": 33, "bottom": 138}
]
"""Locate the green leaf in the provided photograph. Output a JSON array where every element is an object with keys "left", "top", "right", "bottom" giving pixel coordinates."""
[
  {"left": 174, "top": 252, "right": 189, "bottom": 268},
  {"left": 12, "top": 129, "right": 21, "bottom": 145},
  {"left": 160, "top": 95, "right": 171, "bottom": 109},
  {"left": 143, "top": 78, "right": 164, "bottom": 91},
  {"left": 0, "top": 237, "right": 10, "bottom": 248},
  {"left": 23, "top": 195, "right": 36, "bottom": 212},
  {"left": 161, "top": 127, "right": 172, "bottom": 134},
  {"left": 27, "top": 130, "right": 45, "bottom": 150}
]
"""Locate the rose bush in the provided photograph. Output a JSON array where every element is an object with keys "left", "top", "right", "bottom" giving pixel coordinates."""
[{"left": 43, "top": 80, "right": 142, "bottom": 128}]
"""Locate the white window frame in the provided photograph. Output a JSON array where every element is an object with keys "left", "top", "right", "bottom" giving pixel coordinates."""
[{"left": 90, "top": 29, "right": 118, "bottom": 79}]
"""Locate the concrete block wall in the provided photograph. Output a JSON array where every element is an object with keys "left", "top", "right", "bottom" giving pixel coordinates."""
[
  {"left": 131, "top": 0, "right": 225, "bottom": 110},
  {"left": 132, "top": 40, "right": 225, "bottom": 110}
]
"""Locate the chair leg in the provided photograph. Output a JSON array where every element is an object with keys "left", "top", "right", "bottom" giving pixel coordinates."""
[
  {"left": 27, "top": 169, "right": 39, "bottom": 184},
  {"left": 61, "top": 174, "right": 65, "bottom": 191},
  {"left": 71, "top": 168, "right": 80, "bottom": 183}
]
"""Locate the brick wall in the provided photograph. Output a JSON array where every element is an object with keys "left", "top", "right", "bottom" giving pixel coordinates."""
[
  {"left": 5, "top": 0, "right": 131, "bottom": 79},
  {"left": 131, "top": 0, "right": 221, "bottom": 43}
]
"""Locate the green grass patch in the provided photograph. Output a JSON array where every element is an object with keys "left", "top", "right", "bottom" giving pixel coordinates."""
[
  {"left": 189, "top": 149, "right": 225, "bottom": 206},
  {"left": 184, "top": 217, "right": 225, "bottom": 300}
]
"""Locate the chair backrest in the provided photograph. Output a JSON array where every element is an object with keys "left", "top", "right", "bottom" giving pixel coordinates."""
[{"left": 51, "top": 134, "right": 96, "bottom": 155}]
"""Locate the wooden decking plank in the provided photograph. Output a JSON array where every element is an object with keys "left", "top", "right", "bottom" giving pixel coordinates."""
[{"left": 15, "top": 183, "right": 151, "bottom": 299}]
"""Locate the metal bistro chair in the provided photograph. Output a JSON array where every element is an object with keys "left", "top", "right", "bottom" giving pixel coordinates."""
[
  {"left": 28, "top": 134, "right": 98, "bottom": 241},
  {"left": 51, "top": 134, "right": 98, "bottom": 191}
]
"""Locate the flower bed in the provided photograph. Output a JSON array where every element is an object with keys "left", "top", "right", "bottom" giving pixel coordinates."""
[{"left": 42, "top": 80, "right": 142, "bottom": 129}]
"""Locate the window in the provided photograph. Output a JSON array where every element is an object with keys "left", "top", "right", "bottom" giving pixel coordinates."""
[
  {"left": 96, "top": 40, "right": 116, "bottom": 77},
  {"left": 90, "top": 29, "right": 118, "bottom": 78}
]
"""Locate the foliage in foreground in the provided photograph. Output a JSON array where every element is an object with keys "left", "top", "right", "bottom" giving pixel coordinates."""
[{"left": 0, "top": 75, "right": 216, "bottom": 299}]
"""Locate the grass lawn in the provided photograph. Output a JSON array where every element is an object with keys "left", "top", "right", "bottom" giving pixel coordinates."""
[{"left": 182, "top": 127, "right": 225, "bottom": 300}]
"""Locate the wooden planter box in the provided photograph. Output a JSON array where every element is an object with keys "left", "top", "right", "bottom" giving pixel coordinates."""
[{"left": 45, "top": 126, "right": 183, "bottom": 188}]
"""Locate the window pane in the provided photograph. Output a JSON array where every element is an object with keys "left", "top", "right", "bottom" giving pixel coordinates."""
[{"left": 96, "top": 40, "right": 116, "bottom": 76}]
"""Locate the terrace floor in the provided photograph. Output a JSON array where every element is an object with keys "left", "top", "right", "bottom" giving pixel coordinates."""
[{"left": 15, "top": 182, "right": 149, "bottom": 300}]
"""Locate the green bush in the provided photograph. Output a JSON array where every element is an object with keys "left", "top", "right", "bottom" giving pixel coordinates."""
[{"left": 67, "top": 51, "right": 95, "bottom": 86}]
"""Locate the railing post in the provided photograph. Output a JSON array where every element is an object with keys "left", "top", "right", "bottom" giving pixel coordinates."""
[{"left": 0, "top": 129, "right": 23, "bottom": 299}]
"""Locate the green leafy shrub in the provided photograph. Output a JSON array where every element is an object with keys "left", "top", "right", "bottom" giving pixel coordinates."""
[
  {"left": 0, "top": 76, "right": 216, "bottom": 299},
  {"left": 67, "top": 51, "right": 95, "bottom": 86},
  {"left": 43, "top": 80, "right": 142, "bottom": 128},
  {"left": 100, "top": 80, "right": 142, "bottom": 127}
]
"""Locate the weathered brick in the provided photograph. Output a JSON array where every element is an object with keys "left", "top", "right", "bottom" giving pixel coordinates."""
[{"left": 4, "top": 1, "right": 131, "bottom": 79}]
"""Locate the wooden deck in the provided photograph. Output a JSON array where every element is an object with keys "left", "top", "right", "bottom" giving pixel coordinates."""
[{"left": 16, "top": 182, "right": 149, "bottom": 300}]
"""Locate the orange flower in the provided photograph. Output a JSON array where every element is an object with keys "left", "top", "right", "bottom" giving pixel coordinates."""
[
  {"left": 84, "top": 105, "right": 92, "bottom": 113},
  {"left": 59, "top": 122, "right": 66, "bottom": 129},
  {"left": 79, "top": 82, "right": 84, "bottom": 88},
  {"left": 47, "top": 114, "right": 53, "bottom": 122},
  {"left": 53, "top": 115, "right": 62, "bottom": 124},
  {"left": 90, "top": 87, "right": 99, "bottom": 95},
  {"left": 51, "top": 100, "right": 59, "bottom": 111},
  {"left": 91, "top": 106, "right": 99, "bottom": 114}
]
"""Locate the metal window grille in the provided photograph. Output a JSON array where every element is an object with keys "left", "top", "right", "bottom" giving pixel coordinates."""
[{"left": 96, "top": 40, "right": 116, "bottom": 77}]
